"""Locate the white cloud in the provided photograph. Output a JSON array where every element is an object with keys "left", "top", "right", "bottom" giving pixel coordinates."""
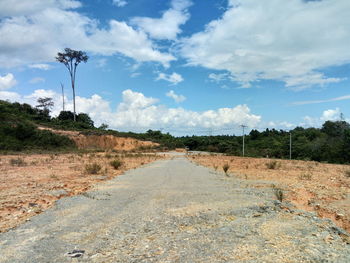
[
  {"left": 0, "top": 1, "right": 175, "bottom": 68},
  {"left": 0, "top": 0, "right": 81, "bottom": 17},
  {"left": 292, "top": 94, "right": 350, "bottom": 105},
  {"left": 208, "top": 73, "right": 230, "bottom": 83},
  {"left": 166, "top": 90, "right": 186, "bottom": 103},
  {"left": 181, "top": 0, "right": 350, "bottom": 89},
  {"left": 131, "top": 0, "right": 191, "bottom": 40},
  {"left": 1, "top": 88, "right": 261, "bottom": 135},
  {"left": 0, "top": 73, "right": 17, "bottom": 90},
  {"left": 28, "top": 64, "right": 52, "bottom": 70},
  {"left": 156, "top": 72, "right": 184, "bottom": 85},
  {"left": 0, "top": 91, "right": 21, "bottom": 101},
  {"left": 131, "top": 72, "right": 141, "bottom": 78},
  {"left": 302, "top": 108, "right": 341, "bottom": 127},
  {"left": 112, "top": 0, "right": 127, "bottom": 7},
  {"left": 321, "top": 108, "right": 341, "bottom": 122},
  {"left": 29, "top": 77, "right": 45, "bottom": 84}
]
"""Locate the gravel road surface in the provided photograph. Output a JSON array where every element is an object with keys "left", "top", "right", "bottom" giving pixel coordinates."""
[{"left": 1, "top": 156, "right": 350, "bottom": 262}]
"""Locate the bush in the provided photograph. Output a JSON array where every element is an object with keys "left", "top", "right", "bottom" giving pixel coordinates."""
[
  {"left": 344, "top": 169, "right": 350, "bottom": 178},
  {"left": 10, "top": 158, "right": 26, "bottom": 166},
  {"left": 110, "top": 159, "right": 123, "bottom": 170},
  {"left": 266, "top": 160, "right": 280, "bottom": 169},
  {"left": 85, "top": 163, "right": 101, "bottom": 174},
  {"left": 299, "top": 173, "right": 312, "bottom": 180},
  {"left": 223, "top": 163, "right": 230, "bottom": 175},
  {"left": 274, "top": 188, "right": 284, "bottom": 202}
]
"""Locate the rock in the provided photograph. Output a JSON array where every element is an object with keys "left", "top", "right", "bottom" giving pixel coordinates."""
[{"left": 66, "top": 249, "right": 85, "bottom": 258}]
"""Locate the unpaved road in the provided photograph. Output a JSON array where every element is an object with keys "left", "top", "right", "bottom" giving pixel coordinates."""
[{"left": 1, "top": 156, "right": 350, "bottom": 262}]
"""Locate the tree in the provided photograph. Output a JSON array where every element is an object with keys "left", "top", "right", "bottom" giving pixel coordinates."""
[
  {"left": 56, "top": 48, "right": 88, "bottom": 121},
  {"left": 36, "top": 97, "right": 54, "bottom": 116}
]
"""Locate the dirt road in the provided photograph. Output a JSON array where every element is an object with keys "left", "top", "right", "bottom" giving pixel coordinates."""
[{"left": 0, "top": 156, "right": 349, "bottom": 262}]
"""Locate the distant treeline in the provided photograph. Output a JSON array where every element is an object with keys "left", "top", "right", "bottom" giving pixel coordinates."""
[
  {"left": 178, "top": 122, "right": 350, "bottom": 164},
  {"left": 1, "top": 99, "right": 350, "bottom": 164}
]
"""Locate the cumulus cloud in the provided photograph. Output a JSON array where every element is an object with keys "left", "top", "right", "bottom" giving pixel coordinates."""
[
  {"left": 166, "top": 90, "right": 186, "bottom": 103},
  {"left": 181, "top": 0, "right": 350, "bottom": 89},
  {"left": 0, "top": 73, "right": 17, "bottom": 90},
  {"left": 131, "top": 0, "right": 192, "bottom": 40},
  {"left": 0, "top": 0, "right": 174, "bottom": 68},
  {"left": 156, "top": 72, "right": 184, "bottom": 85},
  {"left": 1, "top": 88, "right": 261, "bottom": 135},
  {"left": 302, "top": 108, "right": 341, "bottom": 127},
  {"left": 0, "top": 0, "right": 81, "bottom": 17},
  {"left": 112, "top": 0, "right": 127, "bottom": 7}
]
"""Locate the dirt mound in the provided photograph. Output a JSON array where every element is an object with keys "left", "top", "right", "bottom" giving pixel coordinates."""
[{"left": 37, "top": 127, "right": 159, "bottom": 151}]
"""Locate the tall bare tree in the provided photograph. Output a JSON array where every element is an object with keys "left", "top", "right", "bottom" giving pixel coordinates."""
[{"left": 56, "top": 48, "right": 88, "bottom": 121}]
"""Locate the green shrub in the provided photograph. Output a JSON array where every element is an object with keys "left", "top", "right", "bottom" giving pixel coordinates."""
[
  {"left": 85, "top": 163, "right": 101, "bottom": 174},
  {"left": 110, "top": 159, "right": 123, "bottom": 170}
]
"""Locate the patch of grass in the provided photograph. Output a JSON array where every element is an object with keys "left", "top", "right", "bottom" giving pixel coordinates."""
[
  {"left": 274, "top": 188, "right": 284, "bottom": 202},
  {"left": 105, "top": 153, "right": 112, "bottom": 159},
  {"left": 299, "top": 173, "right": 312, "bottom": 180},
  {"left": 110, "top": 159, "right": 123, "bottom": 170},
  {"left": 223, "top": 163, "right": 230, "bottom": 175},
  {"left": 265, "top": 160, "right": 280, "bottom": 169},
  {"left": 344, "top": 169, "right": 350, "bottom": 178},
  {"left": 9, "top": 157, "right": 26, "bottom": 166},
  {"left": 85, "top": 163, "right": 102, "bottom": 174}
]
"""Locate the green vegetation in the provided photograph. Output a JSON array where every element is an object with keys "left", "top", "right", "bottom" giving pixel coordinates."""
[
  {"left": 178, "top": 121, "right": 350, "bottom": 164},
  {"left": 85, "top": 163, "right": 101, "bottom": 174},
  {"left": 0, "top": 100, "right": 86, "bottom": 152},
  {"left": 265, "top": 160, "right": 280, "bottom": 169},
  {"left": 2, "top": 99, "right": 350, "bottom": 165},
  {"left": 110, "top": 159, "right": 123, "bottom": 170}
]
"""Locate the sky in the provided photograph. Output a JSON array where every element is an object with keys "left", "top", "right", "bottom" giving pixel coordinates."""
[{"left": 0, "top": 0, "right": 350, "bottom": 136}]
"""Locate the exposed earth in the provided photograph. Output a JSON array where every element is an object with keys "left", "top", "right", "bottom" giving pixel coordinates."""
[
  {"left": 0, "top": 155, "right": 349, "bottom": 262},
  {"left": 0, "top": 152, "right": 164, "bottom": 233},
  {"left": 189, "top": 153, "right": 350, "bottom": 233}
]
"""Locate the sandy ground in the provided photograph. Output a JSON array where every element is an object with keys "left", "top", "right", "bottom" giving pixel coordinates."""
[
  {"left": 1, "top": 156, "right": 349, "bottom": 262},
  {"left": 189, "top": 154, "right": 350, "bottom": 232},
  {"left": 0, "top": 152, "right": 165, "bottom": 232}
]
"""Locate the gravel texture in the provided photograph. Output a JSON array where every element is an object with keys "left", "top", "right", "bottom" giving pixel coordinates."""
[{"left": 0, "top": 156, "right": 349, "bottom": 262}]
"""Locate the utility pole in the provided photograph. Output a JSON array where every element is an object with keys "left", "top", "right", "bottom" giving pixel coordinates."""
[
  {"left": 240, "top": 125, "right": 247, "bottom": 157},
  {"left": 61, "top": 82, "right": 65, "bottom": 112},
  {"left": 289, "top": 132, "right": 292, "bottom": 160}
]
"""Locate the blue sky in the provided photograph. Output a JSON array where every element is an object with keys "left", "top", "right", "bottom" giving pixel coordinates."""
[{"left": 0, "top": 0, "right": 350, "bottom": 135}]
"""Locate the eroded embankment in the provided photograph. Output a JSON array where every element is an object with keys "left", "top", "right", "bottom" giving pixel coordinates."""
[{"left": 37, "top": 127, "right": 159, "bottom": 151}]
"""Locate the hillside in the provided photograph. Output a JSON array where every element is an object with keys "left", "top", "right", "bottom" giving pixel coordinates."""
[{"left": 0, "top": 100, "right": 165, "bottom": 152}]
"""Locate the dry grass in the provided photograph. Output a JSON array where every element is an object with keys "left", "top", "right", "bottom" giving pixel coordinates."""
[
  {"left": 189, "top": 154, "right": 350, "bottom": 232},
  {"left": 0, "top": 152, "right": 166, "bottom": 232}
]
